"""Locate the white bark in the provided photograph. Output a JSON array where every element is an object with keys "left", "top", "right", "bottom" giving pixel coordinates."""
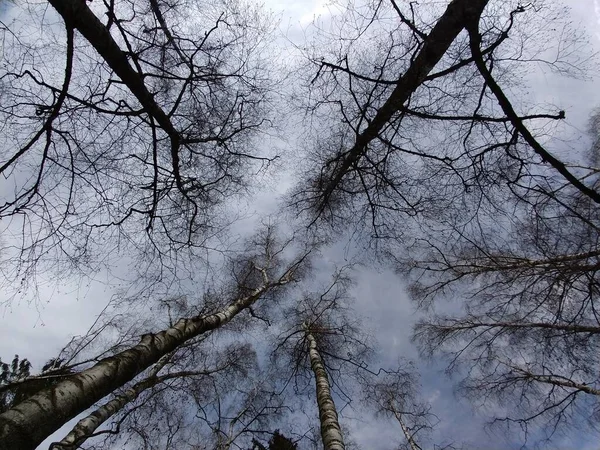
[
  {"left": 392, "top": 407, "right": 420, "bottom": 450},
  {"left": 51, "top": 352, "right": 173, "bottom": 449},
  {"left": 305, "top": 329, "right": 345, "bottom": 450},
  {"left": 0, "top": 270, "right": 294, "bottom": 450},
  {"left": 52, "top": 354, "right": 232, "bottom": 450}
]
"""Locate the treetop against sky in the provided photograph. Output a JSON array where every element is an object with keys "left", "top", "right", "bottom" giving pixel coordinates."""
[{"left": 0, "top": 0, "right": 600, "bottom": 449}]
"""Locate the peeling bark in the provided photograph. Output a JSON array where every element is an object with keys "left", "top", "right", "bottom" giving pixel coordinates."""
[
  {"left": 305, "top": 329, "right": 345, "bottom": 450},
  {"left": 0, "top": 273, "right": 293, "bottom": 450}
]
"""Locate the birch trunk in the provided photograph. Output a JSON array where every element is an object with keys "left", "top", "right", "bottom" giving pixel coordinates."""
[
  {"left": 51, "top": 352, "right": 174, "bottom": 450},
  {"left": 52, "top": 365, "right": 222, "bottom": 449},
  {"left": 0, "top": 275, "right": 291, "bottom": 450},
  {"left": 305, "top": 329, "right": 345, "bottom": 450},
  {"left": 391, "top": 407, "right": 420, "bottom": 450},
  {"left": 51, "top": 374, "right": 162, "bottom": 450}
]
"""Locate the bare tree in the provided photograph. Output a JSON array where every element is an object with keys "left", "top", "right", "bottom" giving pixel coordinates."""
[
  {"left": 0, "top": 0, "right": 278, "bottom": 292},
  {"left": 361, "top": 363, "right": 460, "bottom": 450},
  {"left": 3, "top": 0, "right": 599, "bottom": 448},
  {"left": 0, "top": 225, "right": 313, "bottom": 450},
  {"left": 273, "top": 270, "right": 375, "bottom": 450},
  {"left": 272, "top": 270, "right": 452, "bottom": 450},
  {"left": 291, "top": 0, "right": 489, "bottom": 217},
  {"left": 206, "top": 379, "right": 290, "bottom": 450},
  {"left": 284, "top": 2, "right": 600, "bottom": 443},
  {"left": 289, "top": 0, "right": 595, "bottom": 241},
  {"left": 405, "top": 157, "right": 600, "bottom": 444}
]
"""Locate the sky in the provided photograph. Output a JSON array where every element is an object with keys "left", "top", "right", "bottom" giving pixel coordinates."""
[{"left": 1, "top": 0, "right": 600, "bottom": 449}]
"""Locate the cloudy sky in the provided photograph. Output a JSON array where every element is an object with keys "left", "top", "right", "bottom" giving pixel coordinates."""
[{"left": 1, "top": 0, "right": 600, "bottom": 449}]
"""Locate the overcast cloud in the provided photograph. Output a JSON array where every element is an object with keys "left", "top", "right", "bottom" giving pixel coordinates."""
[{"left": 1, "top": 0, "right": 600, "bottom": 449}]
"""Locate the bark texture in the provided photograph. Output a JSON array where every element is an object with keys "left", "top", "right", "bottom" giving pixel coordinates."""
[
  {"left": 392, "top": 407, "right": 420, "bottom": 450},
  {"left": 305, "top": 330, "right": 345, "bottom": 450},
  {"left": 51, "top": 353, "right": 173, "bottom": 450},
  {"left": 0, "top": 276, "right": 291, "bottom": 450}
]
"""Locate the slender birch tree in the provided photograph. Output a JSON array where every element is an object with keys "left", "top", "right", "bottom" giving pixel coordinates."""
[
  {"left": 0, "top": 226, "right": 312, "bottom": 450},
  {"left": 272, "top": 270, "right": 374, "bottom": 450},
  {"left": 304, "top": 324, "right": 345, "bottom": 450}
]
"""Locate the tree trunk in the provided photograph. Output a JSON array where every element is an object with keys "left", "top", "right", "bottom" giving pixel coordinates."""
[
  {"left": 317, "top": 0, "right": 490, "bottom": 210},
  {"left": 52, "top": 364, "right": 224, "bottom": 449},
  {"left": 46, "top": 0, "right": 176, "bottom": 134},
  {"left": 435, "top": 320, "right": 600, "bottom": 335},
  {"left": 51, "top": 352, "right": 174, "bottom": 450},
  {"left": 0, "top": 275, "right": 292, "bottom": 450},
  {"left": 46, "top": 0, "right": 184, "bottom": 187},
  {"left": 305, "top": 329, "right": 345, "bottom": 450},
  {"left": 52, "top": 375, "right": 162, "bottom": 450},
  {"left": 391, "top": 407, "right": 420, "bottom": 450}
]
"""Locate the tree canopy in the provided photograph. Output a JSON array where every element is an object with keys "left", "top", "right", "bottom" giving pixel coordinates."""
[{"left": 0, "top": 0, "right": 598, "bottom": 449}]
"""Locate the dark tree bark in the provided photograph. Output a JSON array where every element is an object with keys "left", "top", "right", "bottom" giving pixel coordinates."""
[
  {"left": 294, "top": 0, "right": 490, "bottom": 217},
  {"left": 0, "top": 0, "right": 276, "bottom": 291}
]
